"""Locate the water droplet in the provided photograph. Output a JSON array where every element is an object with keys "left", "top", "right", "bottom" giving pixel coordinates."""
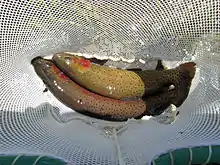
[
  {"left": 57, "top": 85, "right": 63, "bottom": 91},
  {"left": 139, "top": 59, "right": 145, "bottom": 64},
  {"left": 77, "top": 99, "right": 83, "bottom": 104}
]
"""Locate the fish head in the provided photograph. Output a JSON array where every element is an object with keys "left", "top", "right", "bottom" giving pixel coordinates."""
[
  {"left": 31, "top": 56, "right": 54, "bottom": 69},
  {"left": 31, "top": 56, "right": 69, "bottom": 80},
  {"left": 53, "top": 53, "right": 91, "bottom": 73}
]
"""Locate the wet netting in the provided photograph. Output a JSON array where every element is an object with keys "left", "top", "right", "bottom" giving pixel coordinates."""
[{"left": 0, "top": 1, "right": 220, "bottom": 165}]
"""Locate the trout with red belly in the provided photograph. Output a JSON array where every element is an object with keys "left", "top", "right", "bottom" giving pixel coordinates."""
[
  {"left": 52, "top": 53, "right": 196, "bottom": 102},
  {"left": 31, "top": 57, "right": 182, "bottom": 121}
]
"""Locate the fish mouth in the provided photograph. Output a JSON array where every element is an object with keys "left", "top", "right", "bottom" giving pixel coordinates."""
[
  {"left": 31, "top": 56, "right": 54, "bottom": 69},
  {"left": 31, "top": 56, "right": 44, "bottom": 65}
]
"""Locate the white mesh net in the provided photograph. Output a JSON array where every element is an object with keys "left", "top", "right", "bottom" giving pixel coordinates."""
[{"left": 0, "top": 0, "right": 220, "bottom": 165}]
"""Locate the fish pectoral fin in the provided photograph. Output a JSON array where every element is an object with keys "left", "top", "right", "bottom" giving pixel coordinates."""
[
  {"left": 126, "top": 60, "right": 164, "bottom": 71},
  {"left": 43, "top": 88, "right": 48, "bottom": 93}
]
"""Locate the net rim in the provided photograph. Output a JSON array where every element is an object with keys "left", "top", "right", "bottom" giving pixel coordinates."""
[
  {"left": 0, "top": 154, "right": 68, "bottom": 165},
  {"left": 152, "top": 145, "right": 220, "bottom": 165},
  {"left": 1, "top": 145, "right": 220, "bottom": 165}
]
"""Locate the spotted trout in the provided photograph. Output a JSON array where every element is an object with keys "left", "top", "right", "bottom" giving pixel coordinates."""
[
  {"left": 31, "top": 56, "right": 180, "bottom": 121},
  {"left": 52, "top": 53, "right": 196, "bottom": 101}
]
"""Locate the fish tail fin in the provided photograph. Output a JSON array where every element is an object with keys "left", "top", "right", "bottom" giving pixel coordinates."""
[
  {"left": 178, "top": 62, "right": 196, "bottom": 91},
  {"left": 172, "top": 62, "right": 196, "bottom": 107},
  {"left": 179, "top": 62, "right": 196, "bottom": 79},
  {"left": 143, "top": 90, "right": 175, "bottom": 116}
]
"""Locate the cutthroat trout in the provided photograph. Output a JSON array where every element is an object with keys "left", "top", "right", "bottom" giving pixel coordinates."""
[
  {"left": 52, "top": 53, "right": 196, "bottom": 101},
  {"left": 31, "top": 57, "right": 179, "bottom": 121}
]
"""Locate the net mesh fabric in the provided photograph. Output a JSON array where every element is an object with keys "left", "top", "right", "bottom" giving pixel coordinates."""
[{"left": 0, "top": 1, "right": 220, "bottom": 165}]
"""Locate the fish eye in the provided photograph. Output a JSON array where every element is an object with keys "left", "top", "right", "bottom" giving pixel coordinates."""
[{"left": 64, "top": 57, "right": 72, "bottom": 64}]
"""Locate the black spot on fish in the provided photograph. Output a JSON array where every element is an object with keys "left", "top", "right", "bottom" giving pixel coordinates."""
[
  {"left": 43, "top": 88, "right": 48, "bottom": 93},
  {"left": 176, "top": 111, "right": 180, "bottom": 116},
  {"left": 42, "top": 80, "right": 47, "bottom": 85}
]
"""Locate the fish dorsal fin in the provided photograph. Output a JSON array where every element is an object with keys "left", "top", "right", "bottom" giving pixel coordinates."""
[
  {"left": 89, "top": 58, "right": 108, "bottom": 65},
  {"left": 127, "top": 68, "right": 143, "bottom": 71},
  {"left": 155, "top": 60, "right": 165, "bottom": 70},
  {"left": 127, "top": 60, "right": 165, "bottom": 71}
]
